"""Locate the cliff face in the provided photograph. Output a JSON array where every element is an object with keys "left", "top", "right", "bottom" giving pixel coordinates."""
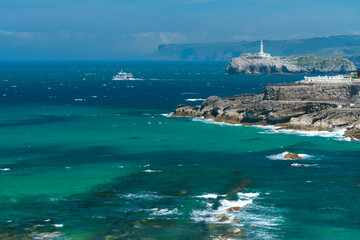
[
  {"left": 171, "top": 85, "right": 360, "bottom": 140},
  {"left": 226, "top": 54, "right": 356, "bottom": 75},
  {"left": 264, "top": 85, "right": 360, "bottom": 101}
]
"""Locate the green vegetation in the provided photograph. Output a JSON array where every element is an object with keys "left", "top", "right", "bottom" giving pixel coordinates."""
[{"left": 286, "top": 55, "right": 352, "bottom": 69}]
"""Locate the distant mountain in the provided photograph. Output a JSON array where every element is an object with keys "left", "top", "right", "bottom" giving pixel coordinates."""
[{"left": 154, "top": 35, "right": 360, "bottom": 66}]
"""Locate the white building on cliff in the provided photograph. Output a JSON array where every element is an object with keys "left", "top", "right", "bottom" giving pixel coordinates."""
[{"left": 257, "top": 40, "right": 271, "bottom": 58}]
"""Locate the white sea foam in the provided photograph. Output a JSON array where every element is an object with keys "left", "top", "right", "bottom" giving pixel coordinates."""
[
  {"left": 260, "top": 126, "right": 349, "bottom": 141},
  {"left": 192, "top": 117, "right": 242, "bottom": 127},
  {"left": 149, "top": 208, "right": 181, "bottom": 216},
  {"left": 161, "top": 112, "right": 173, "bottom": 117},
  {"left": 267, "top": 152, "right": 313, "bottom": 160},
  {"left": 185, "top": 98, "right": 206, "bottom": 102},
  {"left": 0, "top": 168, "right": 10, "bottom": 171},
  {"left": 191, "top": 117, "right": 351, "bottom": 141},
  {"left": 121, "top": 192, "right": 162, "bottom": 200},
  {"left": 195, "top": 193, "right": 226, "bottom": 199},
  {"left": 291, "top": 163, "right": 318, "bottom": 167},
  {"left": 33, "top": 232, "right": 62, "bottom": 240},
  {"left": 143, "top": 169, "right": 162, "bottom": 173},
  {"left": 53, "top": 224, "right": 63, "bottom": 228},
  {"left": 191, "top": 192, "right": 283, "bottom": 239},
  {"left": 191, "top": 192, "right": 259, "bottom": 223}
]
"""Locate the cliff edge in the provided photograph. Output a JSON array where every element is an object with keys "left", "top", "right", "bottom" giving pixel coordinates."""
[
  {"left": 226, "top": 54, "right": 356, "bottom": 75},
  {"left": 171, "top": 85, "right": 360, "bottom": 140}
]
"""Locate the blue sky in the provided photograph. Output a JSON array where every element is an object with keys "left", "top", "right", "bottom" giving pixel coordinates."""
[{"left": 0, "top": 0, "right": 359, "bottom": 60}]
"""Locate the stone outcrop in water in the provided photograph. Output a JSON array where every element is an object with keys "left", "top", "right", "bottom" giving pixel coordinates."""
[
  {"left": 226, "top": 54, "right": 356, "bottom": 75},
  {"left": 284, "top": 152, "right": 302, "bottom": 160},
  {"left": 171, "top": 85, "right": 360, "bottom": 140}
]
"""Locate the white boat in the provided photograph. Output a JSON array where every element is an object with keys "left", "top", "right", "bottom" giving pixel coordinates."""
[{"left": 112, "top": 71, "right": 135, "bottom": 80}]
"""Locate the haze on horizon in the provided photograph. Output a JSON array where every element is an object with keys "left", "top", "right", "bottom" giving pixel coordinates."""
[{"left": 0, "top": 0, "right": 359, "bottom": 60}]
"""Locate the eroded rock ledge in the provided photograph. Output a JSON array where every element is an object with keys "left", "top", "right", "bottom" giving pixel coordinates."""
[
  {"left": 171, "top": 86, "right": 360, "bottom": 140},
  {"left": 226, "top": 54, "right": 356, "bottom": 75}
]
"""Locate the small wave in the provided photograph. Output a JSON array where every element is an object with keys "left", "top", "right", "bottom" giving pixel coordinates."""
[
  {"left": 260, "top": 127, "right": 348, "bottom": 140},
  {"left": 0, "top": 168, "right": 10, "bottom": 171},
  {"left": 191, "top": 191, "right": 283, "bottom": 238},
  {"left": 267, "top": 152, "right": 313, "bottom": 160},
  {"left": 33, "top": 232, "right": 62, "bottom": 240},
  {"left": 180, "top": 92, "right": 198, "bottom": 95},
  {"left": 192, "top": 117, "right": 242, "bottom": 127},
  {"left": 143, "top": 169, "right": 162, "bottom": 173},
  {"left": 121, "top": 192, "right": 162, "bottom": 200},
  {"left": 191, "top": 118, "right": 351, "bottom": 141},
  {"left": 251, "top": 125, "right": 281, "bottom": 130},
  {"left": 149, "top": 208, "right": 181, "bottom": 216},
  {"left": 291, "top": 163, "right": 318, "bottom": 167},
  {"left": 195, "top": 193, "right": 226, "bottom": 199},
  {"left": 191, "top": 192, "right": 259, "bottom": 223},
  {"left": 161, "top": 113, "right": 173, "bottom": 117},
  {"left": 185, "top": 98, "right": 206, "bottom": 102},
  {"left": 53, "top": 224, "right": 63, "bottom": 228}
]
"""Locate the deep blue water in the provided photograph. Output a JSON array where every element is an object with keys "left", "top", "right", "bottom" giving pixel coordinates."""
[{"left": 0, "top": 61, "right": 358, "bottom": 240}]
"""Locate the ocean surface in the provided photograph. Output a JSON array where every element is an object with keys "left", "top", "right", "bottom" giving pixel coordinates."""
[{"left": 0, "top": 61, "right": 359, "bottom": 240}]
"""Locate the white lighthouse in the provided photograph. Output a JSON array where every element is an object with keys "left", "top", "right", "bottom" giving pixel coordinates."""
[{"left": 257, "top": 40, "right": 271, "bottom": 58}]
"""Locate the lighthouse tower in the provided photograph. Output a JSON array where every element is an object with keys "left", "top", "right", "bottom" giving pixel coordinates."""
[{"left": 257, "top": 40, "right": 270, "bottom": 58}]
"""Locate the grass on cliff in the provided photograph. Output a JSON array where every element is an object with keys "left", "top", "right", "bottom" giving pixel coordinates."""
[{"left": 288, "top": 55, "right": 351, "bottom": 68}]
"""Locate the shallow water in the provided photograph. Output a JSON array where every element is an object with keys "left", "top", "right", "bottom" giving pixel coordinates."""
[{"left": 0, "top": 61, "right": 359, "bottom": 239}]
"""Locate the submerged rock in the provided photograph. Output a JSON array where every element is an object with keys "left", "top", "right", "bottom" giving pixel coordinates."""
[
  {"left": 217, "top": 216, "right": 229, "bottom": 222},
  {"left": 226, "top": 207, "right": 240, "bottom": 213},
  {"left": 174, "top": 190, "right": 188, "bottom": 196}
]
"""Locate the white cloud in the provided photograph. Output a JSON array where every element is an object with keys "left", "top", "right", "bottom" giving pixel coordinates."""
[{"left": 0, "top": 30, "right": 34, "bottom": 39}]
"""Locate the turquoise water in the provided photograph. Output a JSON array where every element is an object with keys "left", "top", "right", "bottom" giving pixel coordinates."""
[{"left": 0, "top": 61, "right": 359, "bottom": 239}]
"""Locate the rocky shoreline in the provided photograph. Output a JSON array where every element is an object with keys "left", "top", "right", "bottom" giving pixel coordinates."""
[
  {"left": 171, "top": 85, "right": 360, "bottom": 141},
  {"left": 226, "top": 54, "right": 356, "bottom": 75}
]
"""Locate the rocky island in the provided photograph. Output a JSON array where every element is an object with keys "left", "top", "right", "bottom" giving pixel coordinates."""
[
  {"left": 171, "top": 83, "right": 360, "bottom": 140},
  {"left": 226, "top": 40, "right": 356, "bottom": 75}
]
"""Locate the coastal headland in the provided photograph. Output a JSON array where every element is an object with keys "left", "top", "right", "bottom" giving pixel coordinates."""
[
  {"left": 171, "top": 83, "right": 360, "bottom": 140},
  {"left": 226, "top": 54, "right": 356, "bottom": 75}
]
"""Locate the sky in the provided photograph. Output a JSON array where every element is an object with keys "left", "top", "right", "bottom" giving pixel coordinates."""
[{"left": 0, "top": 0, "right": 359, "bottom": 60}]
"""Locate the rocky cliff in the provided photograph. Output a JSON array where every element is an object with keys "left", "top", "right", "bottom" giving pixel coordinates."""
[
  {"left": 171, "top": 86, "right": 360, "bottom": 140},
  {"left": 226, "top": 54, "right": 356, "bottom": 75},
  {"left": 264, "top": 85, "right": 360, "bottom": 102}
]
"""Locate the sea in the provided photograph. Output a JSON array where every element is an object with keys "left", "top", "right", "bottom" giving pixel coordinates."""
[{"left": 0, "top": 61, "right": 359, "bottom": 240}]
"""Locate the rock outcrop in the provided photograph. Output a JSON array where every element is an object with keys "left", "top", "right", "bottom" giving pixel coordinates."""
[
  {"left": 284, "top": 152, "right": 302, "bottom": 160},
  {"left": 226, "top": 54, "right": 356, "bottom": 75},
  {"left": 171, "top": 85, "right": 360, "bottom": 140}
]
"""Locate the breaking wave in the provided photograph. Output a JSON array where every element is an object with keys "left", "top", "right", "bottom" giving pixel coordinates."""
[
  {"left": 185, "top": 98, "right": 206, "bottom": 102},
  {"left": 192, "top": 117, "right": 242, "bottom": 127},
  {"left": 191, "top": 192, "right": 283, "bottom": 239},
  {"left": 267, "top": 152, "right": 313, "bottom": 160}
]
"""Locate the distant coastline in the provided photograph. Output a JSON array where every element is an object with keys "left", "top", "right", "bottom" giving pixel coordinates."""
[{"left": 154, "top": 35, "right": 360, "bottom": 66}]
